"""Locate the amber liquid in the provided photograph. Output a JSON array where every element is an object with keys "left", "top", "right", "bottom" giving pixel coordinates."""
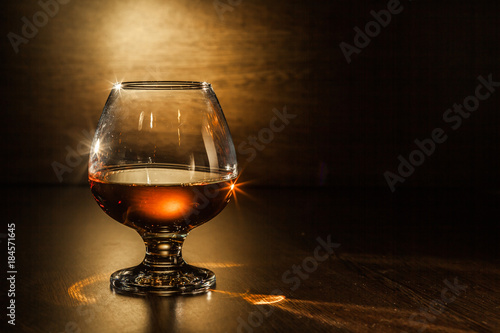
[{"left": 90, "top": 165, "right": 234, "bottom": 233}]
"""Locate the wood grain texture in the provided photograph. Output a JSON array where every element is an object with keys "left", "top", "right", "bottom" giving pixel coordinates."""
[
  {"left": 1, "top": 0, "right": 500, "bottom": 187},
  {"left": 1, "top": 186, "right": 499, "bottom": 332}
]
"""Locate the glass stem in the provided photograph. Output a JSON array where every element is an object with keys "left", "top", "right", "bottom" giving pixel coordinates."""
[{"left": 142, "top": 233, "right": 187, "bottom": 267}]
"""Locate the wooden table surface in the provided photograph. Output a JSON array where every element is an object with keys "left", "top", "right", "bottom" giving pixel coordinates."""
[{"left": 1, "top": 186, "right": 499, "bottom": 332}]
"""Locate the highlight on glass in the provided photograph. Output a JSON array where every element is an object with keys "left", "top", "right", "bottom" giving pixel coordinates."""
[{"left": 88, "top": 81, "right": 238, "bottom": 296}]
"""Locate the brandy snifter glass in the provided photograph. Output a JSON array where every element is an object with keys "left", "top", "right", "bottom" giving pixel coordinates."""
[{"left": 88, "top": 81, "right": 238, "bottom": 296}]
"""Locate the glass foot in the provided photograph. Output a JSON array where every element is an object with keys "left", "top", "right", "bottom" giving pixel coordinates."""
[{"left": 110, "top": 263, "right": 216, "bottom": 296}]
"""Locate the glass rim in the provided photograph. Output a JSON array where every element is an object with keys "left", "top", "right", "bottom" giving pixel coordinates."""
[{"left": 118, "top": 81, "right": 212, "bottom": 90}]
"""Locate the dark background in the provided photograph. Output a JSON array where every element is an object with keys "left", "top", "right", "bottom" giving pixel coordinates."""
[
  {"left": 1, "top": 1, "right": 500, "bottom": 332},
  {"left": 2, "top": 0, "right": 499, "bottom": 189}
]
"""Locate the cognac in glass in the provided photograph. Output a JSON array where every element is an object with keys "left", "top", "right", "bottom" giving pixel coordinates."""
[{"left": 88, "top": 81, "right": 238, "bottom": 296}]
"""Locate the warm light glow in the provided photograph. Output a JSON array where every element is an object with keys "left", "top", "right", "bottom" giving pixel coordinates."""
[
  {"left": 69, "top": 275, "right": 426, "bottom": 330},
  {"left": 113, "top": 82, "right": 122, "bottom": 90},
  {"left": 177, "top": 109, "right": 181, "bottom": 146},
  {"left": 210, "top": 289, "right": 286, "bottom": 305},
  {"left": 163, "top": 199, "right": 185, "bottom": 216},
  {"left": 243, "top": 294, "right": 286, "bottom": 305},
  {"left": 67, "top": 273, "right": 108, "bottom": 304},
  {"left": 69, "top": 268, "right": 242, "bottom": 304},
  {"left": 138, "top": 111, "right": 144, "bottom": 131},
  {"left": 226, "top": 170, "right": 254, "bottom": 207},
  {"left": 267, "top": 299, "right": 424, "bottom": 330},
  {"left": 191, "top": 262, "right": 244, "bottom": 268},
  {"left": 202, "top": 120, "right": 219, "bottom": 171},
  {"left": 93, "top": 138, "right": 100, "bottom": 154},
  {"left": 133, "top": 191, "right": 192, "bottom": 220},
  {"left": 222, "top": 181, "right": 238, "bottom": 202}
]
